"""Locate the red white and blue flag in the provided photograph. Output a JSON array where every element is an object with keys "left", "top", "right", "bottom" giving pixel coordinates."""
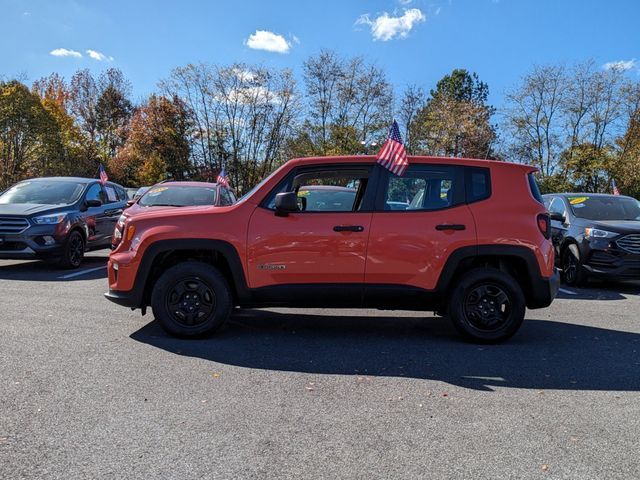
[
  {"left": 612, "top": 179, "right": 620, "bottom": 196},
  {"left": 376, "top": 120, "right": 408, "bottom": 176},
  {"left": 98, "top": 164, "right": 108, "bottom": 185},
  {"left": 217, "top": 168, "right": 229, "bottom": 187}
]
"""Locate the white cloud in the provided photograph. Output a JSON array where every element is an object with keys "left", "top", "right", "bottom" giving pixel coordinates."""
[
  {"left": 356, "top": 8, "right": 425, "bottom": 41},
  {"left": 245, "top": 30, "right": 291, "bottom": 53},
  {"left": 603, "top": 59, "right": 637, "bottom": 71},
  {"left": 50, "top": 48, "right": 82, "bottom": 58},
  {"left": 86, "top": 49, "right": 114, "bottom": 62}
]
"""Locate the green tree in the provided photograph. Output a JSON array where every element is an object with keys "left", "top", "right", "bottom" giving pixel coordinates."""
[
  {"left": 412, "top": 69, "right": 496, "bottom": 158},
  {"left": 0, "top": 81, "right": 60, "bottom": 188},
  {"left": 111, "top": 95, "right": 191, "bottom": 186}
]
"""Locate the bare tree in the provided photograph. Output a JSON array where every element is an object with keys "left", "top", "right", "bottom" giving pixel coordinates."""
[{"left": 397, "top": 85, "right": 425, "bottom": 153}]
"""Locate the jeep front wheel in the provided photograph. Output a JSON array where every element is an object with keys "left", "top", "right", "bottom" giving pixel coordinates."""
[
  {"left": 447, "top": 268, "right": 526, "bottom": 343},
  {"left": 151, "top": 261, "right": 232, "bottom": 337}
]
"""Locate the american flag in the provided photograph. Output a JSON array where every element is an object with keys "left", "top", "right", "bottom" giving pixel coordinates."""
[
  {"left": 612, "top": 179, "right": 620, "bottom": 196},
  {"left": 217, "top": 168, "right": 229, "bottom": 187},
  {"left": 376, "top": 120, "right": 408, "bottom": 176},
  {"left": 98, "top": 164, "right": 108, "bottom": 185}
]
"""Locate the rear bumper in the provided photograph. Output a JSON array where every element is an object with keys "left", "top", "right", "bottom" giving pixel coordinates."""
[{"left": 527, "top": 268, "right": 560, "bottom": 309}]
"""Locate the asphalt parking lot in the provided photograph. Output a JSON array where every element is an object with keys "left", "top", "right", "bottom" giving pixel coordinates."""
[{"left": 1, "top": 252, "right": 639, "bottom": 479}]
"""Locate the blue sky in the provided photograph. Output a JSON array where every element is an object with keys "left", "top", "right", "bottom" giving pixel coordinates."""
[{"left": 1, "top": 0, "right": 638, "bottom": 108}]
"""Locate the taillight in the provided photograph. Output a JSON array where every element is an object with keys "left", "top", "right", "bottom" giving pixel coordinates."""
[{"left": 537, "top": 213, "right": 551, "bottom": 239}]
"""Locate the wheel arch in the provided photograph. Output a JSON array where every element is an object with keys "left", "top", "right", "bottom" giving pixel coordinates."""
[{"left": 135, "top": 239, "right": 250, "bottom": 310}]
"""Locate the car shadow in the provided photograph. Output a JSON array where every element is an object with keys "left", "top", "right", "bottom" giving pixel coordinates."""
[
  {"left": 557, "top": 280, "right": 640, "bottom": 301},
  {"left": 0, "top": 254, "right": 109, "bottom": 282},
  {"left": 130, "top": 309, "right": 640, "bottom": 392}
]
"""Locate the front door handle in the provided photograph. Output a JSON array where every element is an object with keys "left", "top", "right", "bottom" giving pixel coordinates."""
[
  {"left": 435, "top": 224, "right": 466, "bottom": 231},
  {"left": 333, "top": 225, "right": 364, "bottom": 232}
]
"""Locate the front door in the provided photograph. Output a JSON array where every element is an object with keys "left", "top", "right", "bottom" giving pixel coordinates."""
[{"left": 247, "top": 164, "right": 375, "bottom": 301}]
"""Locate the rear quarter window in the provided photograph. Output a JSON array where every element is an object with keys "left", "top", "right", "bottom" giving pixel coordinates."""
[
  {"left": 527, "top": 173, "right": 544, "bottom": 205},
  {"left": 465, "top": 167, "right": 491, "bottom": 203}
]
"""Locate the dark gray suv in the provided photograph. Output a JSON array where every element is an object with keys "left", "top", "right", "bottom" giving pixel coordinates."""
[{"left": 0, "top": 177, "right": 127, "bottom": 268}]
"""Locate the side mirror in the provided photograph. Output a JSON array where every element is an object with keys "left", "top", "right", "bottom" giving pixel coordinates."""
[
  {"left": 274, "top": 192, "right": 299, "bottom": 217},
  {"left": 549, "top": 212, "right": 565, "bottom": 223},
  {"left": 85, "top": 199, "right": 102, "bottom": 208}
]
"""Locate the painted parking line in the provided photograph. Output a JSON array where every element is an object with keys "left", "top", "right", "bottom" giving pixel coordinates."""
[
  {"left": 57, "top": 265, "right": 107, "bottom": 280},
  {"left": 559, "top": 287, "right": 577, "bottom": 295}
]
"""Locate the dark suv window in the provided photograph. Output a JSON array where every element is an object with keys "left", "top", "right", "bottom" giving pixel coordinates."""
[
  {"left": 381, "top": 165, "right": 459, "bottom": 211},
  {"left": 85, "top": 183, "right": 104, "bottom": 204}
]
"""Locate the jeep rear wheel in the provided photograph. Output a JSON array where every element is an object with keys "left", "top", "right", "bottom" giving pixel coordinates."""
[
  {"left": 447, "top": 268, "right": 526, "bottom": 343},
  {"left": 151, "top": 261, "right": 232, "bottom": 337}
]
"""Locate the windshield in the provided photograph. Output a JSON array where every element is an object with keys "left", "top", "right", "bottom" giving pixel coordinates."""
[
  {"left": 0, "top": 180, "right": 85, "bottom": 205},
  {"left": 138, "top": 185, "right": 217, "bottom": 207},
  {"left": 569, "top": 195, "right": 640, "bottom": 221}
]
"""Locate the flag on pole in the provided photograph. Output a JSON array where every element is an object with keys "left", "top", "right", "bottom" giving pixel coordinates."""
[
  {"left": 376, "top": 120, "right": 408, "bottom": 176},
  {"left": 612, "top": 179, "right": 620, "bottom": 196},
  {"left": 217, "top": 168, "right": 230, "bottom": 187},
  {"left": 98, "top": 164, "right": 108, "bottom": 185}
]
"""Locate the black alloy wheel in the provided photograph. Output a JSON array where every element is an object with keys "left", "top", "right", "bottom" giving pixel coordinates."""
[
  {"left": 165, "top": 276, "right": 216, "bottom": 327},
  {"left": 463, "top": 283, "right": 511, "bottom": 332},
  {"left": 151, "top": 261, "right": 232, "bottom": 337},
  {"left": 59, "top": 231, "right": 85, "bottom": 269},
  {"left": 561, "top": 244, "right": 585, "bottom": 286},
  {"left": 447, "top": 267, "right": 526, "bottom": 343}
]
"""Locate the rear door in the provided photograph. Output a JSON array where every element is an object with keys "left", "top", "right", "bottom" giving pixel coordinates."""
[
  {"left": 364, "top": 164, "right": 477, "bottom": 296},
  {"left": 247, "top": 164, "right": 376, "bottom": 300}
]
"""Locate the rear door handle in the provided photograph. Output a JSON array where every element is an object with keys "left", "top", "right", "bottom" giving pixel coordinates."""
[
  {"left": 435, "top": 224, "right": 466, "bottom": 231},
  {"left": 105, "top": 209, "right": 122, "bottom": 217},
  {"left": 333, "top": 225, "right": 364, "bottom": 232}
]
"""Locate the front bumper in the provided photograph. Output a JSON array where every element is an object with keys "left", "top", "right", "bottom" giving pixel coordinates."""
[
  {"left": 584, "top": 249, "right": 640, "bottom": 279},
  {"left": 527, "top": 268, "right": 560, "bottom": 309},
  {"left": 0, "top": 226, "right": 66, "bottom": 259}
]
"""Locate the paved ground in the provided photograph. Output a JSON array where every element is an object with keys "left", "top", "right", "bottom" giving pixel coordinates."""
[{"left": 1, "top": 251, "right": 639, "bottom": 479}]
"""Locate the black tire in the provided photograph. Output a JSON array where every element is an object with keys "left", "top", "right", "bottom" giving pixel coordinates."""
[
  {"left": 447, "top": 268, "right": 526, "bottom": 343},
  {"left": 58, "top": 230, "right": 85, "bottom": 269},
  {"left": 561, "top": 243, "right": 586, "bottom": 286},
  {"left": 151, "top": 261, "right": 232, "bottom": 338}
]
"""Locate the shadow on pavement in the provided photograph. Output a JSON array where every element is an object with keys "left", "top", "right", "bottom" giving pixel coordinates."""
[
  {"left": 131, "top": 309, "right": 640, "bottom": 392},
  {"left": 0, "top": 254, "right": 108, "bottom": 282},
  {"left": 557, "top": 280, "right": 640, "bottom": 301}
]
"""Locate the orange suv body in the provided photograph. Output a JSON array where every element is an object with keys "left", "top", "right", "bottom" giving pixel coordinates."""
[{"left": 105, "top": 155, "right": 558, "bottom": 342}]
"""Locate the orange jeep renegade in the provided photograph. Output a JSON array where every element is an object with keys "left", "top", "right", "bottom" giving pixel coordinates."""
[{"left": 105, "top": 156, "right": 559, "bottom": 343}]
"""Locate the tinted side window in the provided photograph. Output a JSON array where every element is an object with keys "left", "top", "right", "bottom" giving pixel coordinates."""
[
  {"left": 549, "top": 197, "right": 566, "bottom": 216},
  {"left": 103, "top": 185, "right": 119, "bottom": 204},
  {"left": 528, "top": 173, "right": 544, "bottom": 204},
  {"left": 382, "top": 165, "right": 459, "bottom": 211},
  {"left": 85, "top": 183, "right": 103, "bottom": 203},
  {"left": 465, "top": 167, "right": 491, "bottom": 203},
  {"left": 219, "top": 188, "right": 233, "bottom": 206},
  {"left": 263, "top": 166, "right": 372, "bottom": 212}
]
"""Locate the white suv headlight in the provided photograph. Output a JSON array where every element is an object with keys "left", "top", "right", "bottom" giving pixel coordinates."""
[
  {"left": 584, "top": 228, "right": 618, "bottom": 239},
  {"left": 32, "top": 213, "right": 67, "bottom": 225}
]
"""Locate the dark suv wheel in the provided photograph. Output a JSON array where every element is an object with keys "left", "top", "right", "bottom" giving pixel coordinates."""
[
  {"left": 151, "top": 261, "right": 232, "bottom": 337},
  {"left": 561, "top": 243, "right": 586, "bottom": 286},
  {"left": 58, "top": 230, "right": 85, "bottom": 269},
  {"left": 447, "top": 268, "right": 526, "bottom": 343}
]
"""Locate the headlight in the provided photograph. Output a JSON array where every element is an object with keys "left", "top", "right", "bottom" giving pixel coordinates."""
[
  {"left": 584, "top": 227, "right": 618, "bottom": 239},
  {"left": 32, "top": 213, "right": 67, "bottom": 225}
]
